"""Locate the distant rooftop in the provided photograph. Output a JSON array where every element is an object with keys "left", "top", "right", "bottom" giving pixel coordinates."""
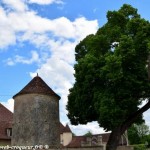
[
  {"left": 0, "top": 103, "right": 13, "bottom": 122},
  {"left": 0, "top": 103, "right": 13, "bottom": 139},
  {"left": 60, "top": 124, "right": 72, "bottom": 134},
  {"left": 13, "top": 74, "right": 60, "bottom": 99}
]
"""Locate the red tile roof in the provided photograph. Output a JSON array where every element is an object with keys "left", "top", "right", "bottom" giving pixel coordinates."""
[
  {"left": 63, "top": 124, "right": 72, "bottom": 133},
  {"left": 67, "top": 136, "right": 86, "bottom": 148},
  {"left": 99, "top": 133, "right": 110, "bottom": 143},
  {"left": 0, "top": 103, "right": 13, "bottom": 122},
  {"left": 60, "top": 123, "right": 65, "bottom": 134},
  {"left": 13, "top": 75, "right": 60, "bottom": 99},
  {"left": 0, "top": 103, "right": 13, "bottom": 139},
  {"left": 60, "top": 123, "right": 72, "bottom": 134}
]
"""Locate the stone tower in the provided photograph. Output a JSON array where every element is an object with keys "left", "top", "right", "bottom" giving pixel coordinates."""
[{"left": 11, "top": 75, "right": 60, "bottom": 148}]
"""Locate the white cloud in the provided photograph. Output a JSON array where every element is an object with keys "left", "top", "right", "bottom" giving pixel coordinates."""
[
  {"left": 34, "top": 57, "right": 74, "bottom": 88},
  {"left": 28, "top": 0, "right": 64, "bottom": 5},
  {"left": 5, "top": 50, "right": 39, "bottom": 65},
  {"left": 72, "top": 17, "right": 98, "bottom": 40},
  {"left": 70, "top": 122, "right": 106, "bottom": 136},
  {"left": 5, "top": 58, "right": 15, "bottom": 66},
  {"left": 47, "top": 17, "right": 98, "bottom": 40},
  {"left": 17, "top": 16, "right": 98, "bottom": 44},
  {"left": 7, "top": 11, "right": 53, "bottom": 33},
  {"left": 139, "top": 100, "right": 150, "bottom": 127},
  {"left": 47, "top": 39, "right": 76, "bottom": 64},
  {"left": 0, "top": 0, "right": 100, "bottom": 136},
  {"left": 144, "top": 109, "right": 150, "bottom": 127},
  {"left": 1, "top": 99, "right": 14, "bottom": 112},
  {"left": 0, "top": 7, "right": 16, "bottom": 49},
  {"left": 2, "top": 0, "right": 27, "bottom": 12},
  {"left": 0, "top": 29, "right": 16, "bottom": 49},
  {"left": 0, "top": 0, "right": 98, "bottom": 49}
]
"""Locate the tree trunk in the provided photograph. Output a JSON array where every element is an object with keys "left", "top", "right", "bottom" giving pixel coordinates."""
[
  {"left": 106, "top": 127, "right": 122, "bottom": 150},
  {"left": 106, "top": 100, "right": 150, "bottom": 150}
]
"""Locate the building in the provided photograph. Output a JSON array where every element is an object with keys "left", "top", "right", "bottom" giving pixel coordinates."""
[
  {"left": 0, "top": 103, "right": 13, "bottom": 145},
  {"left": 60, "top": 123, "right": 73, "bottom": 146},
  {"left": 0, "top": 75, "right": 131, "bottom": 150},
  {"left": 0, "top": 102, "right": 131, "bottom": 149},
  {"left": 12, "top": 75, "right": 60, "bottom": 148},
  {"left": 0, "top": 103, "right": 73, "bottom": 146},
  {"left": 60, "top": 126, "right": 127, "bottom": 149}
]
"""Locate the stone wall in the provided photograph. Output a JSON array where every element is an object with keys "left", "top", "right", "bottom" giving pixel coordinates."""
[
  {"left": 62, "top": 147, "right": 103, "bottom": 150},
  {"left": 12, "top": 94, "right": 60, "bottom": 148},
  {"left": 117, "top": 146, "right": 134, "bottom": 150},
  {"left": 59, "top": 146, "right": 133, "bottom": 150}
]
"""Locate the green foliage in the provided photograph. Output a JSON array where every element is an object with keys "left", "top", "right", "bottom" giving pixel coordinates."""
[
  {"left": 135, "top": 123, "right": 150, "bottom": 138},
  {"left": 72, "top": 132, "right": 76, "bottom": 136},
  {"left": 133, "top": 144, "right": 146, "bottom": 150},
  {"left": 128, "top": 124, "right": 141, "bottom": 144},
  {"left": 128, "top": 123, "right": 150, "bottom": 145},
  {"left": 141, "top": 134, "right": 150, "bottom": 148},
  {"left": 84, "top": 131, "right": 93, "bottom": 137},
  {"left": 67, "top": 4, "right": 150, "bottom": 131},
  {"left": 146, "top": 134, "right": 150, "bottom": 147}
]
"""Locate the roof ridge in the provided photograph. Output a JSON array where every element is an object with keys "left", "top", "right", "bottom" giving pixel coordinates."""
[
  {"left": 0, "top": 103, "right": 13, "bottom": 114},
  {"left": 13, "top": 76, "right": 60, "bottom": 99},
  {"left": 63, "top": 124, "right": 72, "bottom": 133}
]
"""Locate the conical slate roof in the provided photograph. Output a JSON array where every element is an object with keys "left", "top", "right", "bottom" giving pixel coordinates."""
[{"left": 13, "top": 75, "right": 60, "bottom": 99}]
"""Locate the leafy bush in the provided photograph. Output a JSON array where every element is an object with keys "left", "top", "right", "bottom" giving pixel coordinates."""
[{"left": 133, "top": 144, "right": 146, "bottom": 150}]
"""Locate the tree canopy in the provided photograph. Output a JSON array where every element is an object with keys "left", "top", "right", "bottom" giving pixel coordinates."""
[
  {"left": 128, "top": 123, "right": 150, "bottom": 145},
  {"left": 67, "top": 4, "right": 150, "bottom": 150},
  {"left": 84, "top": 131, "right": 93, "bottom": 137}
]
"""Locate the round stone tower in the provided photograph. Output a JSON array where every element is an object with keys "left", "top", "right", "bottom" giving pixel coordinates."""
[{"left": 11, "top": 74, "right": 60, "bottom": 148}]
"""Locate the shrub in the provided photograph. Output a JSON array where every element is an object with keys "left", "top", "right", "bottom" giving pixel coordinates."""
[{"left": 133, "top": 144, "right": 146, "bottom": 150}]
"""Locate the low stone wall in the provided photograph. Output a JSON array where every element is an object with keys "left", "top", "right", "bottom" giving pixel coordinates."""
[
  {"left": 58, "top": 145, "right": 133, "bottom": 150},
  {"left": 117, "top": 146, "right": 134, "bottom": 150},
  {"left": 61, "top": 147, "right": 103, "bottom": 150}
]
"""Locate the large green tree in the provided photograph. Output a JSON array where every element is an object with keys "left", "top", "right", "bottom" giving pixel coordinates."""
[
  {"left": 67, "top": 4, "right": 150, "bottom": 150},
  {"left": 128, "top": 123, "right": 150, "bottom": 144},
  {"left": 128, "top": 124, "right": 141, "bottom": 145}
]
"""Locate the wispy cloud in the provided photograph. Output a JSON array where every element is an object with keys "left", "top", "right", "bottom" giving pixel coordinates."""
[
  {"left": 5, "top": 50, "right": 39, "bottom": 65},
  {"left": 27, "top": 0, "right": 64, "bottom": 5},
  {"left": 0, "top": 0, "right": 101, "bottom": 135},
  {"left": 2, "top": 0, "right": 27, "bottom": 12},
  {"left": 93, "top": 8, "right": 97, "bottom": 13}
]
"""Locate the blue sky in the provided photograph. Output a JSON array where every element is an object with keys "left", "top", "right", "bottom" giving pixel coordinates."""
[{"left": 0, "top": 0, "right": 150, "bottom": 135}]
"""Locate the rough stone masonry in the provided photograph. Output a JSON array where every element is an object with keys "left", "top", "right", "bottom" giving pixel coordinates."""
[{"left": 11, "top": 75, "right": 60, "bottom": 149}]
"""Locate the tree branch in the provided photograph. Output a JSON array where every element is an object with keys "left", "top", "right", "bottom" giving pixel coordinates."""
[
  {"left": 148, "top": 54, "right": 150, "bottom": 80},
  {"left": 121, "top": 99, "right": 150, "bottom": 134}
]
